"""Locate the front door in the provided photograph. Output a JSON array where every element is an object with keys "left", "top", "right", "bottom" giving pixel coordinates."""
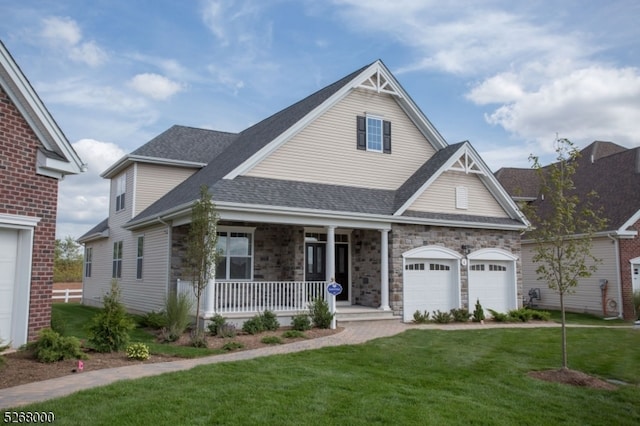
[
  {"left": 335, "top": 244, "right": 349, "bottom": 301},
  {"left": 305, "top": 243, "right": 325, "bottom": 281}
]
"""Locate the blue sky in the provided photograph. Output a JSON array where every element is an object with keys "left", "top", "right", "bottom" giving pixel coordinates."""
[{"left": 1, "top": 0, "right": 639, "bottom": 239}]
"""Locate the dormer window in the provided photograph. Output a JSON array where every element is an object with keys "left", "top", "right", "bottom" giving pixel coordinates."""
[
  {"left": 357, "top": 115, "right": 391, "bottom": 153},
  {"left": 115, "top": 174, "right": 126, "bottom": 212}
]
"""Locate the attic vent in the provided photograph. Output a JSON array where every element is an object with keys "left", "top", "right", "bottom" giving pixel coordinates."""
[{"left": 456, "top": 186, "right": 468, "bottom": 210}]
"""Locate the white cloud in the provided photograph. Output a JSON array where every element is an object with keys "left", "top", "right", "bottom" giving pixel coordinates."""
[
  {"left": 57, "top": 139, "right": 126, "bottom": 239},
  {"left": 128, "top": 73, "right": 184, "bottom": 100},
  {"left": 40, "top": 16, "right": 107, "bottom": 66}
]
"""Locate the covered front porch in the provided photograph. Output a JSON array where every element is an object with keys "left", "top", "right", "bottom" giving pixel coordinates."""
[{"left": 170, "top": 220, "right": 393, "bottom": 321}]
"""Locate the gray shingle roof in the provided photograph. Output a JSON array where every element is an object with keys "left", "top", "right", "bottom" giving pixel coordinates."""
[
  {"left": 78, "top": 217, "right": 108, "bottom": 241},
  {"left": 497, "top": 141, "right": 640, "bottom": 231},
  {"left": 130, "top": 125, "right": 238, "bottom": 163}
]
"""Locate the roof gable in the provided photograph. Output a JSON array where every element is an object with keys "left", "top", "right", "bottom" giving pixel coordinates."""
[{"left": 0, "top": 41, "right": 84, "bottom": 178}]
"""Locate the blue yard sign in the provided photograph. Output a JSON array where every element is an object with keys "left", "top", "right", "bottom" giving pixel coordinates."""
[{"left": 327, "top": 281, "right": 343, "bottom": 296}]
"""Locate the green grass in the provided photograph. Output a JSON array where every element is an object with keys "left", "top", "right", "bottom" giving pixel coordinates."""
[
  {"left": 52, "top": 304, "right": 218, "bottom": 358},
  {"left": 547, "top": 310, "right": 632, "bottom": 326},
  {"left": 4, "top": 327, "right": 639, "bottom": 425}
]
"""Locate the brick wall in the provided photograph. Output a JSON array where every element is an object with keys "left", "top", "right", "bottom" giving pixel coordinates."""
[
  {"left": 619, "top": 219, "right": 640, "bottom": 320},
  {"left": 0, "top": 88, "right": 60, "bottom": 341}
]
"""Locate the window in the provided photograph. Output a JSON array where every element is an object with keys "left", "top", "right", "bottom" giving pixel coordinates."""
[
  {"left": 356, "top": 116, "right": 391, "bottom": 153},
  {"left": 489, "top": 264, "right": 506, "bottom": 272},
  {"left": 84, "top": 247, "right": 92, "bottom": 278},
  {"left": 405, "top": 263, "right": 425, "bottom": 271},
  {"left": 112, "top": 241, "right": 123, "bottom": 279},
  {"left": 470, "top": 264, "right": 485, "bottom": 271},
  {"left": 115, "top": 174, "right": 126, "bottom": 211},
  {"left": 136, "top": 236, "right": 144, "bottom": 280},
  {"left": 215, "top": 231, "right": 253, "bottom": 280},
  {"left": 430, "top": 263, "right": 450, "bottom": 271}
]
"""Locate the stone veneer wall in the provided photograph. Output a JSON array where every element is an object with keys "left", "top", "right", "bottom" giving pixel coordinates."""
[
  {"left": 352, "top": 229, "right": 383, "bottom": 307},
  {"left": 388, "top": 223, "right": 522, "bottom": 316},
  {"left": 170, "top": 222, "right": 305, "bottom": 287}
]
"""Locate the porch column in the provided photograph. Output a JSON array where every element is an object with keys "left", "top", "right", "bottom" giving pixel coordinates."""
[
  {"left": 326, "top": 225, "right": 336, "bottom": 282},
  {"left": 379, "top": 229, "right": 391, "bottom": 311},
  {"left": 203, "top": 276, "right": 215, "bottom": 317}
]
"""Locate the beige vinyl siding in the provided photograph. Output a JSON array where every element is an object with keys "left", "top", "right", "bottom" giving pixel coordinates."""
[
  {"left": 246, "top": 88, "right": 437, "bottom": 190},
  {"left": 134, "top": 163, "right": 197, "bottom": 215},
  {"left": 408, "top": 170, "right": 509, "bottom": 218},
  {"left": 82, "top": 238, "right": 112, "bottom": 308},
  {"left": 118, "top": 225, "right": 169, "bottom": 313},
  {"left": 522, "top": 237, "right": 621, "bottom": 316}
]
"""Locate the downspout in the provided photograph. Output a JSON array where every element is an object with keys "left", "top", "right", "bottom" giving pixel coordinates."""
[
  {"left": 607, "top": 233, "right": 624, "bottom": 319},
  {"left": 158, "top": 216, "right": 172, "bottom": 299}
]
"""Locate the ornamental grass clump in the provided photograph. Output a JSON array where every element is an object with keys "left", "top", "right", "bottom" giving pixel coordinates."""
[
  {"left": 413, "top": 310, "right": 430, "bottom": 324},
  {"left": 126, "top": 342, "right": 150, "bottom": 361}
]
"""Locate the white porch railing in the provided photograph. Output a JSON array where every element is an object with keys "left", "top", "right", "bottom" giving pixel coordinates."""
[
  {"left": 52, "top": 288, "right": 83, "bottom": 303},
  {"left": 177, "top": 279, "right": 327, "bottom": 315}
]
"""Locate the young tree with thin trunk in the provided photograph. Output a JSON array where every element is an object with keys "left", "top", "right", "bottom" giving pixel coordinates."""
[
  {"left": 185, "top": 185, "right": 219, "bottom": 339},
  {"left": 526, "top": 138, "right": 607, "bottom": 370}
]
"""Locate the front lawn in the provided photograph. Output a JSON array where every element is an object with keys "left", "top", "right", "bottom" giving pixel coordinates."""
[{"left": 5, "top": 326, "right": 639, "bottom": 425}]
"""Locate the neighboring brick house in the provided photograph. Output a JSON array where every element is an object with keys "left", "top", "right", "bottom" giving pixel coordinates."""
[
  {"left": 496, "top": 141, "right": 640, "bottom": 320},
  {"left": 80, "top": 60, "right": 529, "bottom": 323},
  {"left": 0, "top": 41, "right": 84, "bottom": 348}
]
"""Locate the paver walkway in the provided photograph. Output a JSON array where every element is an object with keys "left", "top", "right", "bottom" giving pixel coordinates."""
[{"left": 0, "top": 319, "right": 568, "bottom": 409}]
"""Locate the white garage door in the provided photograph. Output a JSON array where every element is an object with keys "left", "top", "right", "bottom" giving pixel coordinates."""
[
  {"left": 468, "top": 260, "right": 515, "bottom": 314},
  {"left": 0, "top": 228, "right": 19, "bottom": 345},
  {"left": 403, "top": 259, "right": 457, "bottom": 321}
]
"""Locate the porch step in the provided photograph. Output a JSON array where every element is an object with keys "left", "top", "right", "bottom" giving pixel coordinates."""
[{"left": 335, "top": 306, "right": 397, "bottom": 322}]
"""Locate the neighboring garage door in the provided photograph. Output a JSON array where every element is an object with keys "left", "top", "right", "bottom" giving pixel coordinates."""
[
  {"left": 402, "top": 246, "right": 461, "bottom": 322},
  {"left": 468, "top": 248, "right": 518, "bottom": 315},
  {"left": 0, "top": 228, "right": 19, "bottom": 345}
]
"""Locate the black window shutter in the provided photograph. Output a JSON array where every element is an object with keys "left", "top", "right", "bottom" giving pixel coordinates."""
[
  {"left": 383, "top": 120, "right": 392, "bottom": 154},
  {"left": 356, "top": 116, "right": 366, "bottom": 150}
]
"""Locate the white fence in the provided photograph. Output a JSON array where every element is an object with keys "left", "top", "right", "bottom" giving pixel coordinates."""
[
  {"left": 52, "top": 288, "right": 83, "bottom": 303},
  {"left": 176, "top": 279, "right": 327, "bottom": 315}
]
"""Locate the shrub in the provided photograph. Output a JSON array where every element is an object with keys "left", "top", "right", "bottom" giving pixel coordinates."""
[
  {"left": 309, "top": 298, "right": 334, "bottom": 329},
  {"left": 450, "top": 308, "right": 471, "bottom": 323},
  {"left": 530, "top": 309, "right": 551, "bottom": 321},
  {"left": 190, "top": 330, "right": 208, "bottom": 348},
  {"left": 508, "top": 308, "right": 533, "bottom": 322},
  {"left": 262, "top": 310, "right": 280, "bottom": 331},
  {"left": 634, "top": 290, "right": 640, "bottom": 320},
  {"left": 222, "top": 341, "right": 244, "bottom": 351},
  {"left": 27, "top": 328, "right": 87, "bottom": 363},
  {"left": 291, "top": 313, "right": 311, "bottom": 331},
  {"left": 126, "top": 342, "right": 150, "bottom": 360},
  {"left": 432, "top": 310, "right": 453, "bottom": 324},
  {"left": 242, "top": 315, "right": 266, "bottom": 335},
  {"left": 261, "top": 336, "right": 282, "bottom": 345},
  {"left": 0, "top": 339, "right": 8, "bottom": 367},
  {"left": 472, "top": 299, "right": 485, "bottom": 322},
  {"left": 282, "top": 330, "right": 306, "bottom": 339},
  {"left": 162, "top": 291, "right": 193, "bottom": 342},
  {"left": 488, "top": 309, "right": 510, "bottom": 322},
  {"left": 87, "top": 281, "right": 135, "bottom": 352},
  {"left": 413, "top": 310, "right": 430, "bottom": 324},
  {"left": 139, "top": 311, "right": 167, "bottom": 329},
  {"left": 207, "top": 314, "right": 226, "bottom": 336},
  {"left": 217, "top": 323, "right": 238, "bottom": 338}
]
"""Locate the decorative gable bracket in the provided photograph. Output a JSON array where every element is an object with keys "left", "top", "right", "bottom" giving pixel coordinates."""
[
  {"left": 448, "top": 150, "right": 485, "bottom": 175},
  {"left": 356, "top": 68, "right": 402, "bottom": 97}
]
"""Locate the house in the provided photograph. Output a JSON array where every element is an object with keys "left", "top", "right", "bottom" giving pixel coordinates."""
[
  {"left": 0, "top": 41, "right": 85, "bottom": 348},
  {"left": 496, "top": 141, "right": 640, "bottom": 320},
  {"left": 79, "top": 60, "right": 529, "bottom": 323}
]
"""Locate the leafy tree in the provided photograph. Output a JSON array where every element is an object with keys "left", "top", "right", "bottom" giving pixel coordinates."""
[
  {"left": 54, "top": 236, "right": 83, "bottom": 282},
  {"left": 185, "top": 185, "right": 219, "bottom": 337},
  {"left": 526, "top": 138, "right": 607, "bottom": 370}
]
